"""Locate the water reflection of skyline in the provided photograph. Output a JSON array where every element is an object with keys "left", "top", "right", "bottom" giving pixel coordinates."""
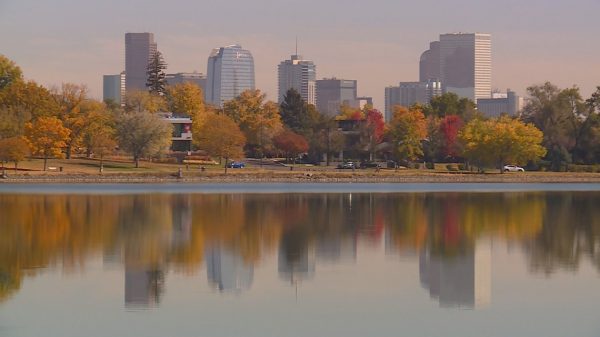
[{"left": 1, "top": 192, "right": 599, "bottom": 309}]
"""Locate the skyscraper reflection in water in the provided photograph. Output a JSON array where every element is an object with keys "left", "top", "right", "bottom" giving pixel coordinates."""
[{"left": 419, "top": 238, "right": 491, "bottom": 309}]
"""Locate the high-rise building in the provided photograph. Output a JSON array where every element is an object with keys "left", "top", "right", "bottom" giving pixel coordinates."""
[
  {"left": 384, "top": 80, "right": 442, "bottom": 121},
  {"left": 278, "top": 54, "right": 316, "bottom": 105},
  {"left": 205, "top": 44, "right": 255, "bottom": 106},
  {"left": 165, "top": 72, "right": 206, "bottom": 92},
  {"left": 206, "top": 246, "right": 254, "bottom": 292},
  {"left": 125, "top": 32, "right": 157, "bottom": 92},
  {"left": 476, "top": 89, "right": 523, "bottom": 117},
  {"left": 103, "top": 72, "right": 126, "bottom": 106},
  {"left": 419, "top": 41, "right": 440, "bottom": 83},
  {"left": 439, "top": 33, "right": 491, "bottom": 101},
  {"left": 315, "top": 78, "right": 358, "bottom": 116}
]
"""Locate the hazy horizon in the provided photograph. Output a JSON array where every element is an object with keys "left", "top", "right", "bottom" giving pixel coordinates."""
[{"left": 1, "top": 0, "right": 599, "bottom": 110}]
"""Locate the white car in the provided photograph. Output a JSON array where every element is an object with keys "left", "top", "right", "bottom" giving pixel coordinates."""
[{"left": 503, "top": 165, "right": 525, "bottom": 172}]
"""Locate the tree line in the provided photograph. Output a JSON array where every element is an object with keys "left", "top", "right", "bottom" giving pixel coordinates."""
[{"left": 1, "top": 53, "right": 599, "bottom": 172}]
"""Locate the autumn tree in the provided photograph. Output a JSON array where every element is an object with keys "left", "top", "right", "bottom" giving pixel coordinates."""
[
  {"left": 24, "top": 116, "right": 70, "bottom": 171},
  {"left": 0, "top": 80, "right": 59, "bottom": 120},
  {"left": 146, "top": 50, "right": 168, "bottom": 96},
  {"left": 360, "top": 109, "right": 385, "bottom": 160},
  {"left": 460, "top": 116, "right": 546, "bottom": 173},
  {"left": 81, "top": 100, "right": 115, "bottom": 157},
  {"left": 116, "top": 111, "right": 173, "bottom": 168},
  {"left": 53, "top": 83, "right": 88, "bottom": 159},
  {"left": 0, "top": 54, "right": 23, "bottom": 89},
  {"left": 89, "top": 132, "right": 116, "bottom": 174},
  {"left": 223, "top": 89, "right": 282, "bottom": 156},
  {"left": 387, "top": 106, "right": 427, "bottom": 162},
  {"left": 166, "top": 82, "right": 206, "bottom": 122},
  {"left": 272, "top": 129, "right": 309, "bottom": 163},
  {"left": 439, "top": 115, "right": 464, "bottom": 158},
  {"left": 124, "top": 89, "right": 167, "bottom": 113},
  {"left": 423, "top": 116, "right": 443, "bottom": 163},
  {"left": 195, "top": 113, "right": 246, "bottom": 173},
  {"left": 0, "top": 137, "right": 29, "bottom": 174}
]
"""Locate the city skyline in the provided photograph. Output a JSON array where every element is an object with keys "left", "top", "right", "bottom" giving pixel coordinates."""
[{"left": 1, "top": 0, "right": 598, "bottom": 110}]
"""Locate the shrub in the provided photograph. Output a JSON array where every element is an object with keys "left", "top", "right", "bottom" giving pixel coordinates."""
[
  {"left": 425, "top": 162, "right": 435, "bottom": 170},
  {"left": 458, "top": 164, "right": 466, "bottom": 171},
  {"left": 446, "top": 164, "right": 457, "bottom": 171}
]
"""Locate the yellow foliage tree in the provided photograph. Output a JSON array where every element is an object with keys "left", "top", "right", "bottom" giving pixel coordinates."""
[
  {"left": 223, "top": 89, "right": 282, "bottom": 155},
  {"left": 24, "top": 116, "right": 70, "bottom": 171},
  {"left": 195, "top": 113, "right": 246, "bottom": 173},
  {"left": 166, "top": 82, "right": 206, "bottom": 121},
  {"left": 0, "top": 136, "right": 29, "bottom": 174},
  {"left": 124, "top": 89, "right": 166, "bottom": 113},
  {"left": 460, "top": 116, "right": 546, "bottom": 172},
  {"left": 53, "top": 83, "right": 88, "bottom": 159},
  {"left": 387, "top": 106, "right": 427, "bottom": 161}
]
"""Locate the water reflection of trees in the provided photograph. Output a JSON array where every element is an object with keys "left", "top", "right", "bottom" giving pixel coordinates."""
[{"left": 1, "top": 191, "right": 600, "bottom": 302}]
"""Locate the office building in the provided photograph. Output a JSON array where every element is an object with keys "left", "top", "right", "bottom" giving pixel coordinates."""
[
  {"left": 439, "top": 33, "right": 492, "bottom": 101},
  {"left": 419, "top": 41, "right": 440, "bottom": 82},
  {"left": 476, "top": 89, "right": 523, "bottom": 117},
  {"left": 205, "top": 44, "right": 255, "bottom": 106},
  {"left": 278, "top": 54, "right": 316, "bottom": 105},
  {"left": 315, "top": 78, "right": 358, "bottom": 116},
  {"left": 125, "top": 32, "right": 157, "bottom": 92},
  {"left": 103, "top": 72, "right": 126, "bottom": 106},
  {"left": 384, "top": 80, "right": 441, "bottom": 121},
  {"left": 165, "top": 72, "right": 206, "bottom": 92}
]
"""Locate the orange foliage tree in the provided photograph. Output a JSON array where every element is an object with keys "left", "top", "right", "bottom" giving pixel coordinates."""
[
  {"left": 272, "top": 129, "right": 309, "bottom": 163},
  {"left": 24, "top": 116, "right": 70, "bottom": 171}
]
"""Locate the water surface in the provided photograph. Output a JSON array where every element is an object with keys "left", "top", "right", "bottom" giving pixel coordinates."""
[{"left": 0, "top": 185, "right": 599, "bottom": 336}]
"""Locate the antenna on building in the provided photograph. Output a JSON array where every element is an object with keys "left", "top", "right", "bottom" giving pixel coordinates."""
[{"left": 295, "top": 36, "right": 298, "bottom": 55}]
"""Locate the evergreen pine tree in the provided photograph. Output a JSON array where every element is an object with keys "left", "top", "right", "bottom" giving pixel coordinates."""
[
  {"left": 146, "top": 50, "right": 167, "bottom": 96},
  {"left": 279, "top": 88, "right": 311, "bottom": 134}
]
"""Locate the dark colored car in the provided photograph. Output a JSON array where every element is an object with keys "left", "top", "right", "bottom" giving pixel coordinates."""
[
  {"left": 337, "top": 162, "right": 356, "bottom": 169},
  {"left": 227, "top": 161, "right": 245, "bottom": 168},
  {"left": 360, "top": 161, "right": 381, "bottom": 169}
]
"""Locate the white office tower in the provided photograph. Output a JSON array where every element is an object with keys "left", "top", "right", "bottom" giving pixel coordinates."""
[
  {"left": 205, "top": 44, "right": 255, "bottom": 106},
  {"left": 439, "top": 33, "right": 491, "bottom": 101},
  {"left": 278, "top": 54, "right": 317, "bottom": 105}
]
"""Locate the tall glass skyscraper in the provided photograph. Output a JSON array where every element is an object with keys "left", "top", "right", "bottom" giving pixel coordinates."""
[
  {"left": 125, "top": 32, "right": 157, "bottom": 92},
  {"left": 205, "top": 44, "right": 255, "bottom": 106},
  {"left": 277, "top": 55, "right": 316, "bottom": 105}
]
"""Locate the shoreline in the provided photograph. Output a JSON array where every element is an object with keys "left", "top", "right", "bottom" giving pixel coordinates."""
[{"left": 2, "top": 172, "right": 600, "bottom": 184}]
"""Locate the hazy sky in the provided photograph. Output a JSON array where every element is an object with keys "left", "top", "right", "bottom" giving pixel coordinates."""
[{"left": 1, "top": 0, "right": 599, "bottom": 109}]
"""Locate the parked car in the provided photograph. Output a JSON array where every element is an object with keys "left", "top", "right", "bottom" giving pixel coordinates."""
[
  {"left": 227, "top": 161, "right": 245, "bottom": 169},
  {"left": 337, "top": 162, "right": 356, "bottom": 169},
  {"left": 360, "top": 161, "right": 382, "bottom": 169},
  {"left": 503, "top": 165, "right": 524, "bottom": 172}
]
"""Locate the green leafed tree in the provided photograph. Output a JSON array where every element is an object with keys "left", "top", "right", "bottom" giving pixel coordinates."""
[
  {"left": 116, "top": 111, "right": 173, "bottom": 168},
  {"left": 279, "top": 88, "right": 312, "bottom": 135},
  {"left": 146, "top": 50, "right": 168, "bottom": 96}
]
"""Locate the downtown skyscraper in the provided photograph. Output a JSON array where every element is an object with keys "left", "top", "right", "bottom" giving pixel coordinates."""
[
  {"left": 125, "top": 32, "right": 157, "bottom": 92},
  {"left": 439, "top": 33, "right": 491, "bottom": 101},
  {"left": 205, "top": 44, "right": 255, "bottom": 106},
  {"left": 277, "top": 54, "right": 316, "bottom": 105}
]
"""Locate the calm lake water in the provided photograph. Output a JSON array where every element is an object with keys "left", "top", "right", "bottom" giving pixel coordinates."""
[{"left": 1, "top": 184, "right": 599, "bottom": 337}]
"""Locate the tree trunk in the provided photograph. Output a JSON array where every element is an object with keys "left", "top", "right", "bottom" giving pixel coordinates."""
[
  {"left": 43, "top": 157, "right": 48, "bottom": 171},
  {"left": 135, "top": 156, "right": 139, "bottom": 168},
  {"left": 1, "top": 162, "right": 6, "bottom": 176},
  {"left": 14, "top": 162, "right": 18, "bottom": 172},
  {"left": 66, "top": 144, "right": 72, "bottom": 159},
  {"left": 224, "top": 157, "right": 228, "bottom": 174}
]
